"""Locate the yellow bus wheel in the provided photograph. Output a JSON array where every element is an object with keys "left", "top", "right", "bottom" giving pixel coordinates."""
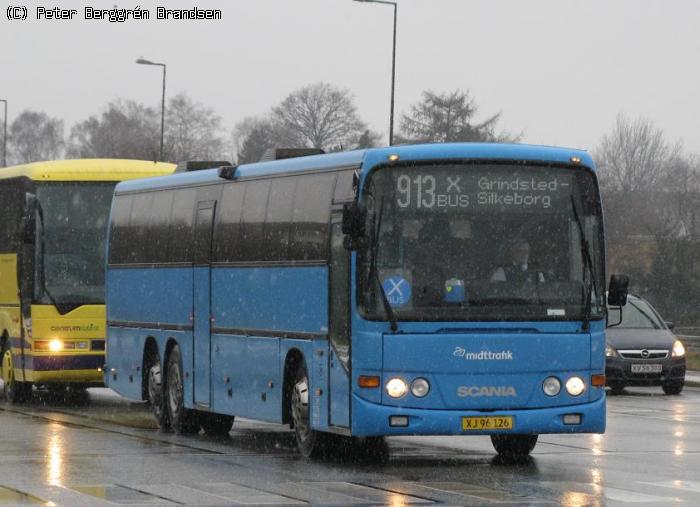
[{"left": 1, "top": 346, "right": 32, "bottom": 404}]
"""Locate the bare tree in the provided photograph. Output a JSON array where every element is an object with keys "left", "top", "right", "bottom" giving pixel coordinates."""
[
  {"left": 7, "top": 110, "right": 64, "bottom": 164},
  {"left": 68, "top": 100, "right": 159, "bottom": 160},
  {"left": 164, "top": 93, "right": 226, "bottom": 162},
  {"left": 595, "top": 112, "right": 682, "bottom": 193},
  {"left": 232, "top": 116, "right": 278, "bottom": 164},
  {"left": 271, "top": 82, "right": 367, "bottom": 151},
  {"left": 399, "top": 89, "right": 513, "bottom": 144}
]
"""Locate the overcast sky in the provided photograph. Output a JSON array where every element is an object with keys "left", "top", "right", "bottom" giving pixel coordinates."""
[{"left": 2, "top": 0, "right": 699, "bottom": 154}]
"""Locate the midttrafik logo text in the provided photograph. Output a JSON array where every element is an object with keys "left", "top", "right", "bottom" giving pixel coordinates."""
[{"left": 453, "top": 347, "right": 514, "bottom": 360}]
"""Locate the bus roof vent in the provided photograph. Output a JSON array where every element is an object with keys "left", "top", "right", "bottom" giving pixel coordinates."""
[
  {"left": 259, "top": 148, "right": 325, "bottom": 162},
  {"left": 175, "top": 161, "right": 233, "bottom": 173}
]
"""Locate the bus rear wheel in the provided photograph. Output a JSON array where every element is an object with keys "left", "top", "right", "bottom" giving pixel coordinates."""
[
  {"left": 199, "top": 413, "right": 234, "bottom": 436},
  {"left": 147, "top": 355, "right": 170, "bottom": 430},
  {"left": 165, "top": 345, "right": 199, "bottom": 434},
  {"left": 1, "top": 345, "right": 32, "bottom": 404},
  {"left": 490, "top": 434, "right": 538, "bottom": 458},
  {"left": 291, "top": 362, "right": 322, "bottom": 457}
]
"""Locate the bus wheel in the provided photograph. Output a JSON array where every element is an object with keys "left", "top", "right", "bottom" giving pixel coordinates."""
[
  {"left": 291, "top": 363, "right": 322, "bottom": 457},
  {"left": 1, "top": 345, "right": 31, "bottom": 404},
  {"left": 491, "top": 434, "right": 538, "bottom": 458},
  {"left": 199, "top": 413, "right": 234, "bottom": 436},
  {"left": 165, "top": 345, "right": 199, "bottom": 434},
  {"left": 147, "top": 357, "right": 170, "bottom": 430}
]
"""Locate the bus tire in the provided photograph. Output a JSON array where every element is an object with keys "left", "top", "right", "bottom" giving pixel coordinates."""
[
  {"left": 165, "top": 345, "right": 199, "bottom": 434},
  {"left": 199, "top": 412, "right": 234, "bottom": 436},
  {"left": 1, "top": 342, "right": 32, "bottom": 404},
  {"left": 147, "top": 357, "right": 170, "bottom": 430},
  {"left": 291, "top": 362, "right": 323, "bottom": 457},
  {"left": 490, "top": 434, "right": 538, "bottom": 458}
]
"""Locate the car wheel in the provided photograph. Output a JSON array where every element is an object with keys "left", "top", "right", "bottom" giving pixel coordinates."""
[
  {"left": 290, "top": 361, "right": 323, "bottom": 457},
  {"left": 199, "top": 413, "right": 234, "bottom": 436},
  {"left": 165, "top": 345, "right": 200, "bottom": 434},
  {"left": 662, "top": 381, "right": 684, "bottom": 395},
  {"left": 608, "top": 383, "right": 625, "bottom": 395},
  {"left": 2, "top": 343, "right": 32, "bottom": 403},
  {"left": 491, "top": 434, "right": 538, "bottom": 458}
]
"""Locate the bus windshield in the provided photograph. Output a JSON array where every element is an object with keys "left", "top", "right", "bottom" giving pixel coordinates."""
[
  {"left": 35, "top": 182, "right": 116, "bottom": 306},
  {"left": 359, "top": 163, "right": 605, "bottom": 322}
]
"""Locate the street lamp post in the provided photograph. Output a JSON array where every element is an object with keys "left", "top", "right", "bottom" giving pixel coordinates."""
[
  {"left": 136, "top": 58, "right": 167, "bottom": 161},
  {"left": 0, "top": 99, "right": 7, "bottom": 167},
  {"left": 353, "top": 0, "right": 397, "bottom": 146}
]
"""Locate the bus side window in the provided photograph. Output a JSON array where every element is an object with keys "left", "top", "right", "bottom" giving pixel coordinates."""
[
  {"left": 168, "top": 188, "right": 196, "bottom": 263},
  {"left": 109, "top": 194, "right": 132, "bottom": 265},
  {"left": 213, "top": 182, "right": 244, "bottom": 263},
  {"left": 264, "top": 178, "right": 295, "bottom": 261},
  {"left": 240, "top": 180, "right": 271, "bottom": 261},
  {"left": 329, "top": 219, "right": 350, "bottom": 368},
  {"left": 333, "top": 169, "right": 357, "bottom": 204},
  {"left": 127, "top": 193, "right": 153, "bottom": 264},
  {"left": 148, "top": 191, "right": 175, "bottom": 264},
  {"left": 290, "top": 173, "right": 335, "bottom": 261}
]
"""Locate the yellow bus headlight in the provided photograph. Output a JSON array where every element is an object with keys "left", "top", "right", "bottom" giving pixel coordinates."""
[{"left": 49, "top": 339, "right": 63, "bottom": 352}]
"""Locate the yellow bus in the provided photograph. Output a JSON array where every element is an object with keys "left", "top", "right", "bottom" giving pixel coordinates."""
[{"left": 0, "top": 159, "right": 175, "bottom": 402}]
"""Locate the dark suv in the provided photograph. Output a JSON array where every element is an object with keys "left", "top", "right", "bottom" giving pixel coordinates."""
[{"left": 606, "top": 295, "right": 686, "bottom": 395}]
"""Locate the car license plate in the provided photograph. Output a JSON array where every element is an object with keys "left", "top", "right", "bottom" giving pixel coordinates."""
[
  {"left": 461, "top": 416, "right": 513, "bottom": 431},
  {"left": 631, "top": 363, "right": 662, "bottom": 373}
]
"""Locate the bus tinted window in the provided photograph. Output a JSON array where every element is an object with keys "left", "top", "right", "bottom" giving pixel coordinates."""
[
  {"left": 334, "top": 169, "right": 356, "bottom": 203},
  {"left": 128, "top": 192, "right": 153, "bottom": 263},
  {"left": 290, "top": 173, "right": 335, "bottom": 261},
  {"left": 264, "top": 177, "right": 296, "bottom": 261},
  {"left": 168, "top": 188, "right": 196, "bottom": 262},
  {"left": 240, "top": 180, "right": 270, "bottom": 261},
  {"left": 214, "top": 182, "right": 245, "bottom": 262},
  {"left": 148, "top": 191, "right": 175, "bottom": 264},
  {"left": 109, "top": 194, "right": 132, "bottom": 265}
]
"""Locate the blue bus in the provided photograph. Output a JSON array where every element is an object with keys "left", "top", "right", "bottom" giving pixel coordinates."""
[{"left": 105, "top": 143, "right": 628, "bottom": 457}]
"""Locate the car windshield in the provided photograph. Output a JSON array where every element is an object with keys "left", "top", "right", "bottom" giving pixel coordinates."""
[
  {"left": 608, "top": 299, "right": 664, "bottom": 329},
  {"left": 358, "top": 163, "right": 605, "bottom": 322},
  {"left": 34, "top": 182, "right": 116, "bottom": 306}
]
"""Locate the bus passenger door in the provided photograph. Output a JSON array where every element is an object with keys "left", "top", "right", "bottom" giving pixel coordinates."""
[
  {"left": 193, "top": 201, "right": 216, "bottom": 407},
  {"left": 329, "top": 218, "right": 350, "bottom": 428}
]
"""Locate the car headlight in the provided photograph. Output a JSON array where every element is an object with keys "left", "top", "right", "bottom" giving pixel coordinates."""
[
  {"left": 672, "top": 340, "right": 686, "bottom": 358},
  {"left": 542, "top": 376, "right": 561, "bottom": 396},
  {"left": 605, "top": 344, "right": 618, "bottom": 358},
  {"left": 565, "top": 376, "right": 586, "bottom": 396},
  {"left": 410, "top": 378, "right": 430, "bottom": 398},
  {"left": 386, "top": 378, "right": 408, "bottom": 398}
]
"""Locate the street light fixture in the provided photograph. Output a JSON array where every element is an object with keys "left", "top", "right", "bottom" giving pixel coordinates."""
[
  {"left": 353, "top": 0, "right": 397, "bottom": 146},
  {"left": 136, "top": 58, "right": 167, "bottom": 161},
  {"left": 0, "top": 99, "right": 7, "bottom": 167}
]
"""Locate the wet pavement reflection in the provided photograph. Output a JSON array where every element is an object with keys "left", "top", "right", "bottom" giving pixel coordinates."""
[{"left": 0, "top": 384, "right": 698, "bottom": 505}]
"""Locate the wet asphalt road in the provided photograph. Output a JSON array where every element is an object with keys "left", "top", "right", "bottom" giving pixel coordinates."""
[{"left": 0, "top": 386, "right": 699, "bottom": 506}]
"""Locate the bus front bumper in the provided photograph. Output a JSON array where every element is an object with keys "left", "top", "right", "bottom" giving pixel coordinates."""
[{"left": 350, "top": 393, "right": 606, "bottom": 437}]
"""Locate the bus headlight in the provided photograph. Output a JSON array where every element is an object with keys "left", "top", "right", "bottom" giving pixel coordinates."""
[
  {"left": 542, "top": 376, "right": 561, "bottom": 396},
  {"left": 49, "top": 339, "right": 63, "bottom": 352},
  {"left": 605, "top": 344, "right": 618, "bottom": 358},
  {"left": 410, "top": 378, "right": 430, "bottom": 398},
  {"left": 566, "top": 376, "right": 586, "bottom": 396},
  {"left": 672, "top": 340, "right": 686, "bottom": 357},
  {"left": 386, "top": 378, "right": 408, "bottom": 398}
]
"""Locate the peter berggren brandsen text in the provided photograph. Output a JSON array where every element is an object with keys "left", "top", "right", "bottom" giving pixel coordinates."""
[{"left": 35, "top": 6, "right": 222, "bottom": 22}]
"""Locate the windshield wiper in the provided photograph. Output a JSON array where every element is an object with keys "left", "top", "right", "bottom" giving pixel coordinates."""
[
  {"left": 367, "top": 197, "right": 398, "bottom": 332},
  {"left": 570, "top": 195, "right": 597, "bottom": 332}
]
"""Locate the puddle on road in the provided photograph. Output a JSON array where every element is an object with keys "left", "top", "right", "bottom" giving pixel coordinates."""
[{"left": 72, "top": 484, "right": 175, "bottom": 504}]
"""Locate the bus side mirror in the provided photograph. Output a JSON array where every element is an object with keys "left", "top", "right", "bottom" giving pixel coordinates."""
[
  {"left": 607, "top": 274, "right": 629, "bottom": 306},
  {"left": 342, "top": 202, "right": 367, "bottom": 249},
  {"left": 21, "top": 193, "right": 38, "bottom": 244}
]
